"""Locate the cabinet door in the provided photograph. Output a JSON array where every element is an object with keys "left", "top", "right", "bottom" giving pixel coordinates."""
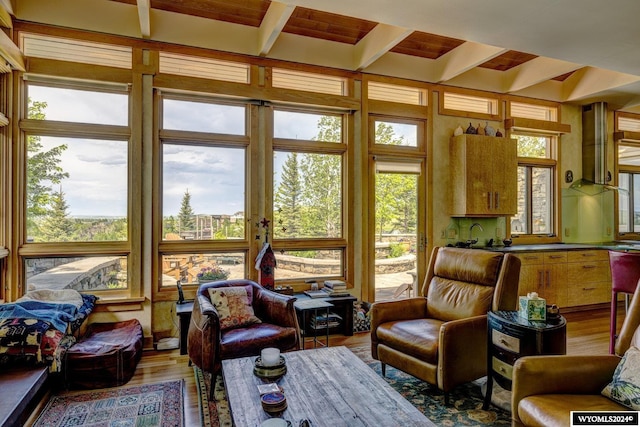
[
  {"left": 545, "top": 263, "right": 568, "bottom": 308},
  {"left": 518, "top": 263, "right": 545, "bottom": 298},
  {"left": 464, "top": 137, "right": 493, "bottom": 215},
  {"left": 491, "top": 137, "right": 518, "bottom": 215}
]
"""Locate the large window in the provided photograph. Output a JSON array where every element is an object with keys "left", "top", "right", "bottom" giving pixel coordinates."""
[
  {"left": 618, "top": 143, "right": 640, "bottom": 235},
  {"left": 158, "top": 95, "right": 249, "bottom": 288},
  {"left": 511, "top": 134, "right": 556, "bottom": 236},
  {"left": 20, "top": 79, "right": 133, "bottom": 294},
  {"left": 272, "top": 107, "right": 347, "bottom": 282}
]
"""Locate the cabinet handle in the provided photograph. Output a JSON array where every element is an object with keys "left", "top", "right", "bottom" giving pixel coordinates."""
[
  {"left": 487, "top": 192, "right": 492, "bottom": 210},
  {"left": 546, "top": 270, "right": 550, "bottom": 286},
  {"left": 549, "top": 255, "right": 563, "bottom": 259},
  {"left": 499, "top": 367, "right": 507, "bottom": 373},
  {"left": 538, "top": 271, "right": 543, "bottom": 287},
  {"left": 583, "top": 287, "right": 596, "bottom": 291},
  {"left": 524, "top": 256, "right": 538, "bottom": 260},
  {"left": 581, "top": 253, "right": 596, "bottom": 257},
  {"left": 582, "top": 265, "right": 596, "bottom": 269},
  {"left": 495, "top": 192, "right": 499, "bottom": 209},
  {"left": 500, "top": 338, "right": 509, "bottom": 346}
]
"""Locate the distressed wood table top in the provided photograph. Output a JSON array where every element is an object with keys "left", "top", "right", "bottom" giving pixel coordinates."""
[{"left": 222, "top": 346, "right": 435, "bottom": 427}]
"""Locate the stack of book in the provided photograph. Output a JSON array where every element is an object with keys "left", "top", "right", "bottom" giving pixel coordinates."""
[
  {"left": 321, "top": 280, "right": 350, "bottom": 297},
  {"left": 310, "top": 312, "right": 343, "bottom": 329}
]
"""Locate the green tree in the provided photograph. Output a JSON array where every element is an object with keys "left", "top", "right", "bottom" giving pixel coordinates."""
[
  {"left": 516, "top": 135, "right": 547, "bottom": 157},
  {"left": 163, "top": 215, "right": 177, "bottom": 237},
  {"left": 274, "top": 152, "right": 302, "bottom": 238},
  {"left": 178, "top": 189, "right": 195, "bottom": 234},
  {"left": 26, "top": 99, "right": 69, "bottom": 240},
  {"left": 39, "top": 187, "right": 74, "bottom": 242}
]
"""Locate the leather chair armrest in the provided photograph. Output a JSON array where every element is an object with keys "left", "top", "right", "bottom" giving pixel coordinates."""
[
  {"left": 370, "top": 298, "right": 427, "bottom": 336},
  {"left": 187, "top": 295, "right": 221, "bottom": 373},
  {"left": 438, "top": 314, "right": 488, "bottom": 391},
  {"left": 512, "top": 355, "right": 620, "bottom": 424},
  {"left": 254, "top": 288, "right": 300, "bottom": 329}
]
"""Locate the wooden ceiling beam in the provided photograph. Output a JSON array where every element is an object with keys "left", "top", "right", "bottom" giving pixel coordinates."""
[
  {"left": 353, "top": 23, "right": 412, "bottom": 70},
  {"left": 562, "top": 67, "right": 640, "bottom": 102},
  {"left": 432, "top": 41, "right": 505, "bottom": 83},
  {"left": 136, "top": 0, "right": 150, "bottom": 38},
  {"left": 502, "top": 57, "right": 582, "bottom": 93},
  {"left": 258, "top": 1, "right": 294, "bottom": 56}
]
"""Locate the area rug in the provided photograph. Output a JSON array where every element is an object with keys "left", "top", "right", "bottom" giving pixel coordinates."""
[
  {"left": 196, "top": 346, "right": 511, "bottom": 426},
  {"left": 33, "top": 380, "right": 184, "bottom": 427}
]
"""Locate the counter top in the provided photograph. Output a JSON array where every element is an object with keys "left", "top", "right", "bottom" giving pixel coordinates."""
[{"left": 468, "top": 242, "right": 640, "bottom": 253}]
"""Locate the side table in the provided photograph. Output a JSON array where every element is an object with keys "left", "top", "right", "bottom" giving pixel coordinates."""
[
  {"left": 294, "top": 299, "right": 333, "bottom": 348},
  {"left": 176, "top": 301, "right": 194, "bottom": 355},
  {"left": 483, "top": 310, "right": 566, "bottom": 410}
]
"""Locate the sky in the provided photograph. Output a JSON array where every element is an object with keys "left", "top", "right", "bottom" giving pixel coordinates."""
[{"left": 29, "top": 86, "right": 417, "bottom": 218}]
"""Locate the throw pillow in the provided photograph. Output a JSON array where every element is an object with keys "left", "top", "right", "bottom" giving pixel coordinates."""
[
  {"left": 208, "top": 286, "right": 261, "bottom": 330},
  {"left": 602, "top": 346, "right": 640, "bottom": 409}
]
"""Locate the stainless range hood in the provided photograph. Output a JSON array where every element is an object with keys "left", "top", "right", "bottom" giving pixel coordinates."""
[{"left": 570, "top": 102, "right": 623, "bottom": 195}]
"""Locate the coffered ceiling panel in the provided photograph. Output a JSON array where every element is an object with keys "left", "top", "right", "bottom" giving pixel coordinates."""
[{"left": 13, "top": 0, "right": 640, "bottom": 112}]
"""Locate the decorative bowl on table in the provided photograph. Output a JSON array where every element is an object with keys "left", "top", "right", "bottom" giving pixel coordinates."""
[
  {"left": 254, "top": 355, "right": 287, "bottom": 379},
  {"left": 260, "top": 391, "right": 288, "bottom": 415}
]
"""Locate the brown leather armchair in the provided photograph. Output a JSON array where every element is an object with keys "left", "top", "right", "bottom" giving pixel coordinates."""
[
  {"left": 371, "top": 246, "right": 521, "bottom": 404},
  {"left": 187, "top": 279, "right": 300, "bottom": 399},
  {"left": 511, "top": 289, "right": 640, "bottom": 427}
]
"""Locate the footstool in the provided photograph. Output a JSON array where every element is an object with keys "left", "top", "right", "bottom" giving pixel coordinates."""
[{"left": 65, "top": 319, "right": 143, "bottom": 389}]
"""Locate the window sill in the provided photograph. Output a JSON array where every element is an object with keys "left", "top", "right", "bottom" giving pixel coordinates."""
[{"left": 94, "top": 296, "right": 146, "bottom": 312}]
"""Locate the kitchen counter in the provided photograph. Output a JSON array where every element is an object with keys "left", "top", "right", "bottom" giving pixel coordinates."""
[{"left": 473, "top": 242, "right": 640, "bottom": 253}]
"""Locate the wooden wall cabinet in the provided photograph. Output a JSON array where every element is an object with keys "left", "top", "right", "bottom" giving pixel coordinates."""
[
  {"left": 515, "top": 249, "right": 611, "bottom": 310},
  {"left": 450, "top": 135, "right": 517, "bottom": 217}
]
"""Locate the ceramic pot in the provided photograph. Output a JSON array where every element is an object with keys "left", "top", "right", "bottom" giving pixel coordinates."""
[{"left": 465, "top": 122, "right": 477, "bottom": 134}]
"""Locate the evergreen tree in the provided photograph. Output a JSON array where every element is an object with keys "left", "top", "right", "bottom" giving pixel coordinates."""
[
  {"left": 40, "top": 187, "right": 74, "bottom": 242},
  {"left": 274, "top": 152, "right": 303, "bottom": 238},
  {"left": 178, "top": 189, "right": 195, "bottom": 234},
  {"left": 26, "top": 99, "right": 69, "bottom": 240}
]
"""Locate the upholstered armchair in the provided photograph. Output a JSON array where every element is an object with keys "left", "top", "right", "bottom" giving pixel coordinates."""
[
  {"left": 512, "top": 289, "right": 640, "bottom": 426},
  {"left": 370, "top": 246, "right": 521, "bottom": 404},
  {"left": 187, "top": 279, "right": 300, "bottom": 399}
]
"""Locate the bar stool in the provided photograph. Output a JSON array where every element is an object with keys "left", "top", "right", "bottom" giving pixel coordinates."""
[{"left": 608, "top": 250, "right": 640, "bottom": 353}]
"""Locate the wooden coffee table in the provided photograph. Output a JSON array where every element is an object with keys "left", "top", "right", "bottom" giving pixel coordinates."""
[{"left": 222, "top": 346, "right": 435, "bottom": 426}]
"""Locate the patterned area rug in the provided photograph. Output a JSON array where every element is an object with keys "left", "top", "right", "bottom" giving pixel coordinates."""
[
  {"left": 196, "top": 346, "right": 511, "bottom": 426},
  {"left": 33, "top": 380, "right": 184, "bottom": 427}
]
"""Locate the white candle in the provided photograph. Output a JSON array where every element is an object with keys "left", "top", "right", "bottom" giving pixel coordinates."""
[{"left": 261, "top": 347, "right": 280, "bottom": 367}]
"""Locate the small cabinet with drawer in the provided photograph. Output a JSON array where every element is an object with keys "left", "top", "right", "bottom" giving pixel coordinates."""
[
  {"left": 566, "top": 250, "right": 611, "bottom": 307},
  {"left": 483, "top": 310, "right": 567, "bottom": 410}
]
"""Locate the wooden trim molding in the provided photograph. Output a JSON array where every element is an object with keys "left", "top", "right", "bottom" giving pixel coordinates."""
[{"left": 505, "top": 117, "right": 571, "bottom": 134}]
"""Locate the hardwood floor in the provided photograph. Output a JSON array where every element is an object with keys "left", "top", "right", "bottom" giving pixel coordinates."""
[{"left": 25, "top": 306, "right": 618, "bottom": 426}]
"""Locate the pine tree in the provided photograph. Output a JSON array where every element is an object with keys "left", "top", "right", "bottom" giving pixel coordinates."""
[
  {"left": 40, "top": 187, "right": 74, "bottom": 242},
  {"left": 274, "top": 153, "right": 303, "bottom": 238},
  {"left": 26, "top": 99, "right": 69, "bottom": 241},
  {"left": 178, "top": 189, "right": 195, "bottom": 234}
]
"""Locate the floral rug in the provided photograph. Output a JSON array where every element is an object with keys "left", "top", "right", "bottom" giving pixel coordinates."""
[
  {"left": 33, "top": 380, "right": 184, "bottom": 427},
  {"left": 196, "top": 346, "right": 511, "bottom": 426}
]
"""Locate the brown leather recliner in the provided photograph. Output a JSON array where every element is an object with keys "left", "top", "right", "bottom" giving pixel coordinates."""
[
  {"left": 187, "top": 279, "right": 300, "bottom": 399},
  {"left": 371, "top": 246, "right": 521, "bottom": 404},
  {"left": 511, "top": 288, "right": 640, "bottom": 427}
]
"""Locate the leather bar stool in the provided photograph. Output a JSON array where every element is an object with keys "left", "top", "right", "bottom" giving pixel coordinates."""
[{"left": 608, "top": 250, "right": 640, "bottom": 353}]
